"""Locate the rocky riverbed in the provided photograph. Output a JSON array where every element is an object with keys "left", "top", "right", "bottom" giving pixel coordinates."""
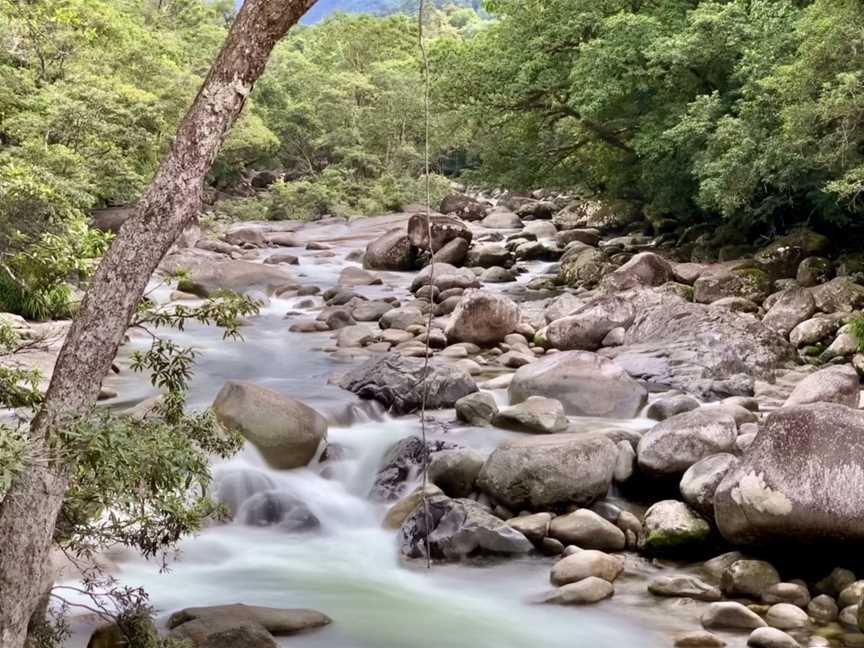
[{"left": 14, "top": 192, "right": 864, "bottom": 648}]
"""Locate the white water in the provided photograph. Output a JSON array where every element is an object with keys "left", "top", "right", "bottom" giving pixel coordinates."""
[{"left": 61, "top": 216, "right": 665, "bottom": 647}]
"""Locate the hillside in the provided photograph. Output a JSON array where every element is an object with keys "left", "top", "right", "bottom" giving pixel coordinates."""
[{"left": 233, "top": 0, "right": 483, "bottom": 23}]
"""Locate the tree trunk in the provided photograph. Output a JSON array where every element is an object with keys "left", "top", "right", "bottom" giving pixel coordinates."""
[{"left": 0, "top": 2, "right": 317, "bottom": 645}]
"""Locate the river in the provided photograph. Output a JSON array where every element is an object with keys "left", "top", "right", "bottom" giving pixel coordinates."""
[{"left": 61, "top": 215, "right": 693, "bottom": 647}]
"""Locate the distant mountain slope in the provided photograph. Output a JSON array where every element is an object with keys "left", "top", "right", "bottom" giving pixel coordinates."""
[{"left": 233, "top": 0, "right": 482, "bottom": 23}]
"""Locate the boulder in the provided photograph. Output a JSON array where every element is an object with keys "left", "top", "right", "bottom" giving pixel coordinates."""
[
  {"left": 809, "top": 594, "right": 839, "bottom": 623},
  {"left": 604, "top": 292, "right": 791, "bottom": 400},
  {"left": 364, "top": 228, "right": 415, "bottom": 271},
  {"left": 643, "top": 500, "right": 711, "bottom": 555},
  {"left": 477, "top": 433, "right": 618, "bottom": 510},
  {"left": 599, "top": 252, "right": 674, "bottom": 293},
  {"left": 747, "top": 628, "right": 799, "bottom": 648},
  {"left": 648, "top": 575, "right": 722, "bottom": 602},
  {"left": 164, "top": 253, "right": 295, "bottom": 297},
  {"left": 674, "top": 631, "right": 727, "bottom": 648},
  {"left": 236, "top": 490, "right": 319, "bottom": 532},
  {"left": 789, "top": 316, "right": 838, "bottom": 347},
  {"left": 762, "top": 288, "right": 816, "bottom": 336},
  {"left": 506, "top": 512, "right": 552, "bottom": 543},
  {"left": 762, "top": 582, "right": 810, "bottom": 608},
  {"left": 370, "top": 436, "right": 454, "bottom": 501},
  {"left": 543, "top": 577, "right": 615, "bottom": 605},
  {"left": 558, "top": 246, "right": 612, "bottom": 288},
  {"left": 694, "top": 269, "right": 772, "bottom": 305},
  {"left": 383, "top": 484, "right": 442, "bottom": 529},
  {"left": 481, "top": 207, "right": 523, "bottom": 229},
  {"left": 168, "top": 604, "right": 330, "bottom": 645},
  {"left": 784, "top": 365, "right": 859, "bottom": 408},
  {"left": 545, "top": 296, "right": 635, "bottom": 351},
  {"left": 466, "top": 243, "right": 514, "bottom": 268},
  {"left": 701, "top": 602, "right": 767, "bottom": 631},
  {"left": 399, "top": 494, "right": 532, "bottom": 560},
  {"left": 440, "top": 193, "right": 489, "bottom": 221},
  {"left": 550, "top": 550, "right": 624, "bottom": 585},
  {"left": 553, "top": 199, "right": 641, "bottom": 233},
  {"left": 556, "top": 228, "right": 602, "bottom": 247},
  {"left": 411, "top": 262, "right": 480, "bottom": 293},
  {"left": 428, "top": 449, "right": 485, "bottom": 498},
  {"left": 721, "top": 560, "right": 781, "bottom": 598},
  {"left": 548, "top": 509, "right": 626, "bottom": 551},
  {"left": 715, "top": 403, "right": 864, "bottom": 545},
  {"left": 492, "top": 396, "right": 569, "bottom": 434},
  {"left": 212, "top": 382, "right": 326, "bottom": 470},
  {"left": 338, "top": 266, "right": 381, "bottom": 287},
  {"left": 455, "top": 392, "right": 498, "bottom": 426},
  {"left": 379, "top": 307, "right": 425, "bottom": 331},
  {"left": 811, "top": 277, "right": 864, "bottom": 313},
  {"left": 637, "top": 410, "right": 737, "bottom": 479},
  {"left": 352, "top": 300, "right": 393, "bottom": 322},
  {"left": 432, "top": 237, "right": 470, "bottom": 266},
  {"left": 755, "top": 228, "right": 830, "bottom": 279},
  {"left": 680, "top": 453, "right": 739, "bottom": 517},
  {"left": 337, "top": 354, "right": 477, "bottom": 415},
  {"left": 445, "top": 290, "right": 520, "bottom": 345},
  {"left": 765, "top": 603, "right": 809, "bottom": 630},
  {"left": 407, "top": 213, "right": 472, "bottom": 252},
  {"left": 646, "top": 395, "right": 701, "bottom": 421},
  {"left": 797, "top": 256, "right": 834, "bottom": 287},
  {"left": 509, "top": 351, "right": 647, "bottom": 418},
  {"left": 544, "top": 293, "right": 584, "bottom": 323}
]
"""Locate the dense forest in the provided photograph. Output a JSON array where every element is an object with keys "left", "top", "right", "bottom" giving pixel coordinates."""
[{"left": 1, "top": 0, "right": 862, "bottom": 320}]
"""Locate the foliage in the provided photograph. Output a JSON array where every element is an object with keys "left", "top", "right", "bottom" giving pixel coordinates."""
[
  {"left": 438, "top": 0, "right": 864, "bottom": 228},
  {"left": 0, "top": 293, "right": 257, "bottom": 642}
]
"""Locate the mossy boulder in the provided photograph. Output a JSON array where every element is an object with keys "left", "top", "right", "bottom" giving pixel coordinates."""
[
  {"left": 693, "top": 268, "right": 772, "bottom": 305},
  {"left": 797, "top": 256, "right": 834, "bottom": 287},
  {"left": 643, "top": 500, "right": 711, "bottom": 555},
  {"left": 558, "top": 246, "right": 611, "bottom": 288},
  {"left": 755, "top": 228, "right": 830, "bottom": 279}
]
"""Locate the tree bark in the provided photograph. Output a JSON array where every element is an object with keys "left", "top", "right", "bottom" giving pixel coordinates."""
[{"left": 0, "top": 2, "right": 317, "bottom": 645}]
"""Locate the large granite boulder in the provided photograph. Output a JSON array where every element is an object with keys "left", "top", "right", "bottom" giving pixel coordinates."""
[
  {"left": 364, "top": 227, "right": 416, "bottom": 271},
  {"left": 715, "top": 403, "right": 864, "bottom": 545},
  {"left": 553, "top": 199, "right": 641, "bottom": 233},
  {"left": 558, "top": 246, "right": 612, "bottom": 289},
  {"left": 445, "top": 290, "right": 520, "bottom": 345},
  {"left": 337, "top": 353, "right": 477, "bottom": 415},
  {"left": 643, "top": 500, "right": 712, "bottom": 555},
  {"left": 784, "top": 365, "right": 860, "bottom": 408},
  {"left": 603, "top": 291, "right": 792, "bottom": 400},
  {"left": 693, "top": 269, "right": 772, "bottom": 305},
  {"left": 637, "top": 409, "right": 738, "bottom": 479},
  {"left": 163, "top": 251, "right": 296, "bottom": 297},
  {"left": 509, "top": 351, "right": 647, "bottom": 418},
  {"left": 399, "top": 493, "right": 532, "bottom": 560},
  {"left": 407, "top": 213, "right": 472, "bottom": 252},
  {"left": 680, "top": 453, "right": 739, "bottom": 517},
  {"left": 213, "top": 382, "right": 327, "bottom": 470},
  {"left": 477, "top": 433, "right": 618, "bottom": 510},
  {"left": 440, "top": 193, "right": 489, "bottom": 221},
  {"left": 545, "top": 296, "right": 635, "bottom": 351},
  {"left": 168, "top": 604, "right": 330, "bottom": 646},
  {"left": 599, "top": 252, "right": 674, "bottom": 293},
  {"left": 371, "top": 435, "right": 455, "bottom": 501},
  {"left": 762, "top": 288, "right": 816, "bottom": 337},
  {"left": 755, "top": 228, "right": 830, "bottom": 280}
]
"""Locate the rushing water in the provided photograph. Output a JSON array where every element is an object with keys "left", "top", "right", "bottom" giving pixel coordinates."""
[{"left": 61, "top": 216, "right": 671, "bottom": 647}]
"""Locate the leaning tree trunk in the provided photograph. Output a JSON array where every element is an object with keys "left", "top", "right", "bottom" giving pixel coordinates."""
[{"left": 0, "top": 2, "right": 317, "bottom": 645}]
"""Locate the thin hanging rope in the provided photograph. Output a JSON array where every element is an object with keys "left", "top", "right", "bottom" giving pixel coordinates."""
[{"left": 417, "top": 0, "right": 434, "bottom": 571}]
